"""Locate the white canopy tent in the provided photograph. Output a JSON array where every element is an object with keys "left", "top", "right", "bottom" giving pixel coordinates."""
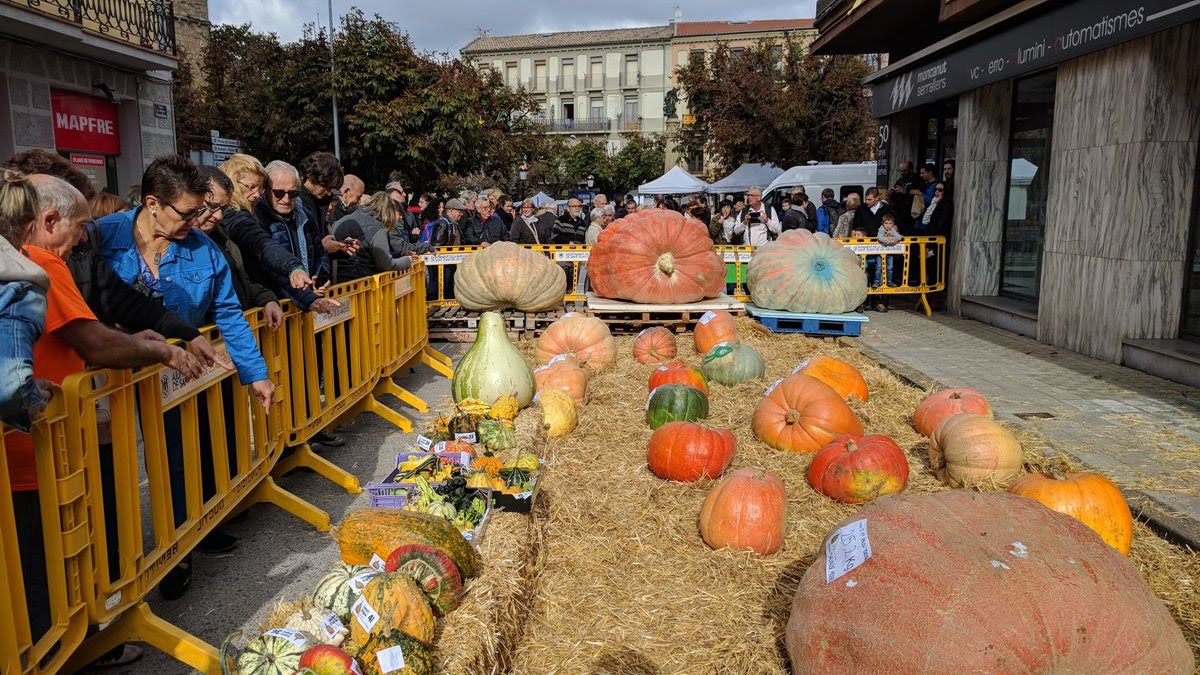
[
  {"left": 707, "top": 163, "right": 784, "bottom": 195},
  {"left": 637, "top": 166, "right": 710, "bottom": 195}
]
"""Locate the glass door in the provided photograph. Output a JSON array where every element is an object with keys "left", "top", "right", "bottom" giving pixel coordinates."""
[{"left": 1000, "top": 70, "right": 1057, "bottom": 302}]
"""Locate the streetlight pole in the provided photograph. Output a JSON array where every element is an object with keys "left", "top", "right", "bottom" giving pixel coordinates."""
[
  {"left": 328, "top": 0, "right": 341, "bottom": 159},
  {"left": 518, "top": 163, "right": 528, "bottom": 202}
]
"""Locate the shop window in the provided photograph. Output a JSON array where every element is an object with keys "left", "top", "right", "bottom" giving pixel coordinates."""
[
  {"left": 918, "top": 98, "right": 958, "bottom": 173},
  {"left": 1000, "top": 70, "right": 1056, "bottom": 303}
]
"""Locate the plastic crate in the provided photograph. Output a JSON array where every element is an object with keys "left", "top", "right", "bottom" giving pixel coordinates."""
[{"left": 363, "top": 485, "right": 493, "bottom": 545}]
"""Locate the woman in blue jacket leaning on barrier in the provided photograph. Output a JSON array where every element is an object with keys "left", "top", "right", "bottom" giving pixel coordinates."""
[{"left": 93, "top": 154, "right": 275, "bottom": 599}]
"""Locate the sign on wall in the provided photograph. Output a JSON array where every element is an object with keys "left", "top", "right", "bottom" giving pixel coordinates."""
[
  {"left": 871, "top": 0, "right": 1200, "bottom": 117},
  {"left": 875, "top": 121, "right": 890, "bottom": 187},
  {"left": 50, "top": 90, "right": 120, "bottom": 155}
]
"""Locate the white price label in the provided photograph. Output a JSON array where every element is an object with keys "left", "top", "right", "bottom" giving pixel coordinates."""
[
  {"left": 351, "top": 595, "right": 380, "bottom": 633},
  {"left": 792, "top": 357, "right": 812, "bottom": 374},
  {"left": 637, "top": 328, "right": 648, "bottom": 337},
  {"left": 416, "top": 435, "right": 434, "bottom": 450},
  {"left": 549, "top": 353, "right": 570, "bottom": 364},
  {"left": 454, "top": 432, "right": 478, "bottom": 443},
  {"left": 699, "top": 311, "right": 716, "bottom": 325},
  {"left": 646, "top": 386, "right": 662, "bottom": 411},
  {"left": 318, "top": 612, "right": 346, "bottom": 641},
  {"left": 553, "top": 251, "right": 590, "bottom": 262},
  {"left": 432, "top": 441, "right": 448, "bottom": 453},
  {"left": 264, "top": 628, "right": 311, "bottom": 648},
  {"left": 764, "top": 378, "right": 783, "bottom": 396},
  {"left": 350, "top": 659, "right": 364, "bottom": 675},
  {"left": 347, "top": 570, "right": 379, "bottom": 594},
  {"left": 369, "top": 553, "right": 387, "bottom": 572},
  {"left": 825, "top": 519, "right": 872, "bottom": 584},
  {"left": 375, "top": 645, "right": 407, "bottom": 673},
  {"left": 533, "top": 364, "right": 549, "bottom": 373},
  {"left": 561, "top": 312, "right": 577, "bottom": 318},
  {"left": 419, "top": 253, "right": 470, "bottom": 265}
]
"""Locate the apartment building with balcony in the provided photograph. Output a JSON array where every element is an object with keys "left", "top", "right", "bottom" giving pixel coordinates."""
[
  {"left": 0, "top": 0, "right": 183, "bottom": 194},
  {"left": 463, "top": 26, "right": 674, "bottom": 154}
]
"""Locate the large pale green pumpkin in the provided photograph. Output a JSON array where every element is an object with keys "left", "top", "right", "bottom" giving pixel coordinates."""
[
  {"left": 451, "top": 312, "right": 535, "bottom": 406},
  {"left": 747, "top": 230, "right": 867, "bottom": 314},
  {"left": 700, "top": 341, "right": 765, "bottom": 386},
  {"left": 454, "top": 242, "right": 566, "bottom": 312}
]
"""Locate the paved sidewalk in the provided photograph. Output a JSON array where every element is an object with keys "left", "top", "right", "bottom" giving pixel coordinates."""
[{"left": 854, "top": 310, "right": 1200, "bottom": 548}]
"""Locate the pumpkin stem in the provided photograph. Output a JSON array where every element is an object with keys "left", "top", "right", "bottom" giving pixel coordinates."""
[
  {"left": 784, "top": 410, "right": 801, "bottom": 425},
  {"left": 657, "top": 252, "right": 675, "bottom": 275}
]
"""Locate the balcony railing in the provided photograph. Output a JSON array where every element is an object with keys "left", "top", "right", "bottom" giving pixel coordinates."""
[
  {"left": 9, "top": 0, "right": 176, "bottom": 55},
  {"left": 535, "top": 117, "right": 611, "bottom": 133}
]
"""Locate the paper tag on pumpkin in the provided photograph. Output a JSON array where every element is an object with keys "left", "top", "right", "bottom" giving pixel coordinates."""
[
  {"left": 432, "top": 441, "right": 448, "bottom": 453},
  {"left": 318, "top": 611, "right": 346, "bottom": 641},
  {"left": 534, "top": 364, "right": 549, "bottom": 373},
  {"left": 347, "top": 570, "right": 379, "bottom": 594},
  {"left": 792, "top": 358, "right": 812, "bottom": 374},
  {"left": 532, "top": 391, "right": 542, "bottom": 403},
  {"left": 825, "top": 519, "right": 872, "bottom": 584},
  {"left": 637, "top": 328, "right": 648, "bottom": 337},
  {"left": 375, "top": 644, "right": 407, "bottom": 673},
  {"left": 549, "top": 353, "right": 571, "bottom": 364},
  {"left": 646, "top": 386, "right": 663, "bottom": 411},
  {"left": 416, "top": 435, "right": 434, "bottom": 450},
  {"left": 351, "top": 594, "right": 381, "bottom": 632},
  {"left": 264, "top": 628, "right": 311, "bottom": 648},
  {"left": 698, "top": 311, "right": 716, "bottom": 325},
  {"left": 561, "top": 312, "right": 577, "bottom": 319},
  {"left": 454, "top": 432, "right": 478, "bottom": 443},
  {"left": 350, "top": 659, "right": 364, "bottom": 675},
  {"left": 369, "top": 553, "right": 387, "bottom": 572},
  {"left": 764, "top": 378, "right": 783, "bottom": 396}
]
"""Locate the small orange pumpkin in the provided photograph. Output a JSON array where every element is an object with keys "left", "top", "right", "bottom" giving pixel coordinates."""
[
  {"left": 699, "top": 467, "right": 787, "bottom": 555},
  {"left": 632, "top": 327, "right": 678, "bottom": 364},
  {"left": 794, "top": 354, "right": 868, "bottom": 402},
  {"left": 647, "top": 360, "right": 708, "bottom": 394},
  {"left": 752, "top": 374, "right": 863, "bottom": 453},
  {"left": 533, "top": 356, "right": 589, "bottom": 404},
  {"left": 693, "top": 310, "right": 737, "bottom": 354},
  {"left": 1008, "top": 471, "right": 1134, "bottom": 555},
  {"left": 913, "top": 387, "right": 991, "bottom": 436},
  {"left": 535, "top": 314, "right": 616, "bottom": 369},
  {"left": 646, "top": 421, "right": 735, "bottom": 482}
]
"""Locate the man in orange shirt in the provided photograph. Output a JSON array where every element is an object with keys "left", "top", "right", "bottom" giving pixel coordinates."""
[{"left": 13, "top": 175, "right": 202, "bottom": 661}]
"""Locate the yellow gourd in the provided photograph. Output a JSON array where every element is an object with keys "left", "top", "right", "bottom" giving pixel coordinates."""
[
  {"left": 466, "top": 473, "right": 494, "bottom": 489},
  {"left": 537, "top": 388, "right": 577, "bottom": 438},
  {"left": 489, "top": 394, "right": 519, "bottom": 420}
]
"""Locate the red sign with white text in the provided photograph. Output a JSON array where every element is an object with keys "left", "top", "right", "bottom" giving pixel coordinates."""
[{"left": 50, "top": 90, "right": 120, "bottom": 155}]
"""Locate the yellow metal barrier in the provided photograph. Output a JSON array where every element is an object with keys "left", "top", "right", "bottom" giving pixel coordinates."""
[
  {"left": 0, "top": 392, "right": 89, "bottom": 675},
  {"left": 423, "top": 238, "right": 947, "bottom": 317}
]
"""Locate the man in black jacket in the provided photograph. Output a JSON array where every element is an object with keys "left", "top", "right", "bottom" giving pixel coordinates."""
[
  {"left": 852, "top": 187, "right": 896, "bottom": 232},
  {"left": 298, "top": 151, "right": 344, "bottom": 233},
  {"left": 462, "top": 198, "right": 507, "bottom": 245},
  {"left": 781, "top": 189, "right": 813, "bottom": 232},
  {"left": 551, "top": 198, "right": 588, "bottom": 244}
]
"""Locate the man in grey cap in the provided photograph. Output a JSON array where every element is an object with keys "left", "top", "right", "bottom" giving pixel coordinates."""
[{"left": 432, "top": 197, "right": 466, "bottom": 247}]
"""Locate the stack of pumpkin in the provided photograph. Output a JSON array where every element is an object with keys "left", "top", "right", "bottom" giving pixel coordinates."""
[{"left": 226, "top": 509, "right": 481, "bottom": 675}]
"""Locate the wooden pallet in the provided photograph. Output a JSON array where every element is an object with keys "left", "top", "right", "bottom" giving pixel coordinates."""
[
  {"left": 525, "top": 302, "right": 587, "bottom": 332},
  {"left": 743, "top": 303, "right": 868, "bottom": 337},
  {"left": 427, "top": 305, "right": 527, "bottom": 342},
  {"left": 585, "top": 294, "right": 746, "bottom": 333}
]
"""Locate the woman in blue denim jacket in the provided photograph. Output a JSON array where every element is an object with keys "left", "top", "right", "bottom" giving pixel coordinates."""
[
  {"left": 0, "top": 171, "right": 50, "bottom": 431},
  {"left": 92, "top": 154, "right": 275, "bottom": 599}
]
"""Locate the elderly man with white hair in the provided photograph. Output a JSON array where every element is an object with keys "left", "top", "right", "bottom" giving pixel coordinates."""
[{"left": 461, "top": 196, "right": 507, "bottom": 246}]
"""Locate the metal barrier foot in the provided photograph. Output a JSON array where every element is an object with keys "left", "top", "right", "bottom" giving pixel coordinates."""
[
  {"left": 272, "top": 443, "right": 363, "bottom": 496},
  {"left": 420, "top": 346, "right": 454, "bottom": 378},
  {"left": 67, "top": 602, "right": 221, "bottom": 674},
  {"left": 375, "top": 378, "right": 430, "bottom": 413},
  {"left": 249, "top": 475, "right": 332, "bottom": 531},
  {"left": 917, "top": 293, "right": 932, "bottom": 317},
  {"left": 351, "top": 394, "right": 414, "bottom": 433}
]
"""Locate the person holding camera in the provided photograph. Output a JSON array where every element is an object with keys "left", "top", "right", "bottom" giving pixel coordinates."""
[{"left": 726, "top": 186, "right": 781, "bottom": 245}]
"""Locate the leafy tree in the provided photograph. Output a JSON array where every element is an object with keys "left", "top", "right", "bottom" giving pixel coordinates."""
[
  {"left": 673, "top": 38, "right": 873, "bottom": 174},
  {"left": 605, "top": 133, "right": 666, "bottom": 195}
]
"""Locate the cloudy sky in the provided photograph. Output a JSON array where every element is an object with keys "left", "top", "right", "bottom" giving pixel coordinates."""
[{"left": 210, "top": 0, "right": 817, "bottom": 54}]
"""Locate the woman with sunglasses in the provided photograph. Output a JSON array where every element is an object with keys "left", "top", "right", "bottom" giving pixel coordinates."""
[{"left": 92, "top": 154, "right": 275, "bottom": 599}]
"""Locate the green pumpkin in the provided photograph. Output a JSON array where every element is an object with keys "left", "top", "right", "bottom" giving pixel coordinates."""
[
  {"left": 700, "top": 341, "right": 765, "bottom": 386},
  {"left": 451, "top": 312, "right": 536, "bottom": 406},
  {"left": 477, "top": 419, "right": 516, "bottom": 451},
  {"left": 357, "top": 630, "right": 434, "bottom": 675},
  {"left": 646, "top": 384, "right": 709, "bottom": 429},
  {"left": 312, "top": 563, "right": 373, "bottom": 622},
  {"left": 235, "top": 629, "right": 316, "bottom": 675}
]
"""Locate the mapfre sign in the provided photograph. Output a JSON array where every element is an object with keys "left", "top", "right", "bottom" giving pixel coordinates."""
[{"left": 51, "top": 90, "right": 120, "bottom": 155}]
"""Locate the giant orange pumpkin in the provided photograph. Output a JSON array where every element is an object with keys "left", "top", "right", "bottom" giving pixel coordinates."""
[
  {"left": 533, "top": 355, "right": 588, "bottom": 403},
  {"left": 588, "top": 209, "right": 726, "bottom": 304},
  {"left": 647, "top": 421, "right": 735, "bottom": 482},
  {"left": 806, "top": 434, "right": 908, "bottom": 503},
  {"left": 752, "top": 374, "right": 863, "bottom": 453},
  {"left": 746, "top": 230, "right": 868, "bottom": 314},
  {"left": 786, "top": 492, "right": 1194, "bottom": 673},
  {"left": 699, "top": 467, "right": 786, "bottom": 555},
  {"left": 631, "top": 327, "right": 678, "bottom": 364},
  {"left": 535, "top": 313, "right": 616, "bottom": 369},
  {"left": 794, "top": 354, "right": 868, "bottom": 402},
  {"left": 928, "top": 413, "right": 1022, "bottom": 487},
  {"left": 693, "top": 310, "right": 737, "bottom": 354},
  {"left": 913, "top": 387, "right": 991, "bottom": 436},
  {"left": 647, "top": 360, "right": 708, "bottom": 394},
  {"left": 1008, "top": 471, "right": 1134, "bottom": 555}
]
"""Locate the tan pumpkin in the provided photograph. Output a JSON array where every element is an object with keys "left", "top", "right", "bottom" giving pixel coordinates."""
[
  {"left": 535, "top": 314, "right": 616, "bottom": 369},
  {"left": 536, "top": 388, "right": 578, "bottom": 437},
  {"left": 928, "top": 413, "right": 1022, "bottom": 487},
  {"left": 693, "top": 310, "right": 737, "bottom": 354},
  {"left": 533, "top": 355, "right": 588, "bottom": 403},
  {"left": 349, "top": 572, "right": 435, "bottom": 646},
  {"left": 1008, "top": 471, "right": 1134, "bottom": 555},
  {"left": 454, "top": 241, "right": 567, "bottom": 312},
  {"left": 632, "top": 327, "right": 678, "bottom": 364}
]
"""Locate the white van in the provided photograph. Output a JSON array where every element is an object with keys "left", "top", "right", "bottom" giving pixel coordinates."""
[{"left": 763, "top": 162, "right": 876, "bottom": 210}]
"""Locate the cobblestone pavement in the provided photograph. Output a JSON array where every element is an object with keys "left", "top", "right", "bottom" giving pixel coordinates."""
[{"left": 853, "top": 310, "right": 1200, "bottom": 548}]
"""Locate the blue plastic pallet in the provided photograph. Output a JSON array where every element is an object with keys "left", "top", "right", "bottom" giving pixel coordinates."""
[{"left": 743, "top": 304, "right": 868, "bottom": 337}]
